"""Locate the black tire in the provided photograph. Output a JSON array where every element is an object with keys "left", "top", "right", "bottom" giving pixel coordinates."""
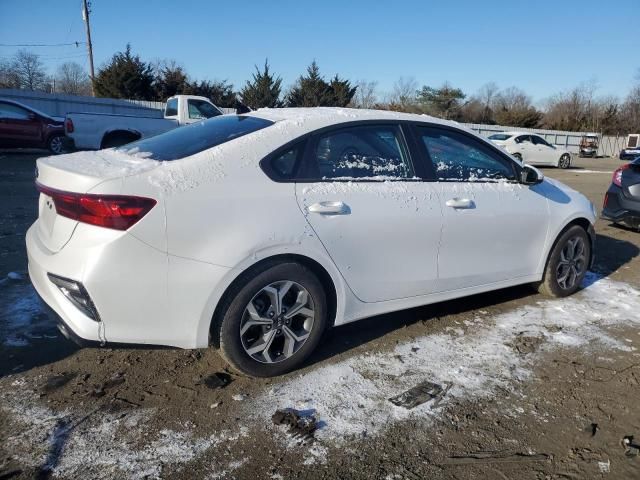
[
  {"left": 537, "top": 225, "right": 591, "bottom": 297},
  {"left": 558, "top": 153, "right": 571, "bottom": 169},
  {"left": 217, "top": 261, "right": 327, "bottom": 377},
  {"left": 47, "top": 134, "right": 65, "bottom": 155}
]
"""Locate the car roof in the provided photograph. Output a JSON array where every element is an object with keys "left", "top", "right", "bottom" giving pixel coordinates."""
[
  {"left": 497, "top": 131, "right": 540, "bottom": 137},
  {"left": 244, "top": 107, "right": 462, "bottom": 132}
]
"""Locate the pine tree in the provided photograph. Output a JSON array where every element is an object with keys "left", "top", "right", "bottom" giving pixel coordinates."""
[
  {"left": 240, "top": 60, "right": 282, "bottom": 109},
  {"left": 327, "top": 75, "right": 357, "bottom": 107},
  {"left": 94, "top": 45, "right": 155, "bottom": 100},
  {"left": 154, "top": 62, "right": 189, "bottom": 100},
  {"left": 286, "top": 61, "right": 332, "bottom": 107},
  {"left": 185, "top": 79, "right": 236, "bottom": 107}
]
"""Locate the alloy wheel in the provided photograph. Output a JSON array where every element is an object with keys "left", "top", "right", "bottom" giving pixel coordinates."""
[
  {"left": 559, "top": 154, "right": 571, "bottom": 168},
  {"left": 49, "top": 136, "right": 64, "bottom": 154},
  {"left": 555, "top": 236, "right": 587, "bottom": 290},
  {"left": 239, "top": 281, "right": 315, "bottom": 364}
]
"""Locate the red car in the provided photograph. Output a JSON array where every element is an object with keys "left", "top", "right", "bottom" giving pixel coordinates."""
[{"left": 0, "top": 99, "right": 66, "bottom": 154}]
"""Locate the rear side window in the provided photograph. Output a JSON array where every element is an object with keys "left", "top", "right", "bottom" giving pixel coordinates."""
[
  {"left": 308, "top": 125, "right": 414, "bottom": 179},
  {"left": 418, "top": 127, "right": 516, "bottom": 181},
  {"left": 165, "top": 98, "right": 178, "bottom": 117},
  {"left": 118, "top": 115, "right": 273, "bottom": 161},
  {"left": 488, "top": 134, "right": 512, "bottom": 141},
  {"left": 0, "top": 103, "right": 30, "bottom": 120}
]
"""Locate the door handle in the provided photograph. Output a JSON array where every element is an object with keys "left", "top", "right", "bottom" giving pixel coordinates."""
[
  {"left": 445, "top": 198, "right": 474, "bottom": 209},
  {"left": 307, "top": 201, "right": 350, "bottom": 215}
]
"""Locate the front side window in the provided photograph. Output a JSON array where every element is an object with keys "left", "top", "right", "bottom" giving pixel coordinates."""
[
  {"left": 118, "top": 115, "right": 273, "bottom": 160},
  {"left": 309, "top": 125, "right": 414, "bottom": 179},
  {"left": 188, "top": 99, "right": 221, "bottom": 120},
  {"left": 165, "top": 98, "right": 178, "bottom": 117},
  {"left": 0, "top": 103, "right": 30, "bottom": 120},
  {"left": 531, "top": 135, "right": 551, "bottom": 147},
  {"left": 418, "top": 127, "right": 516, "bottom": 181}
]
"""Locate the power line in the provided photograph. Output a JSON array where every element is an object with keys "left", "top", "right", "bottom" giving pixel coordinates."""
[{"left": 0, "top": 42, "right": 86, "bottom": 47}]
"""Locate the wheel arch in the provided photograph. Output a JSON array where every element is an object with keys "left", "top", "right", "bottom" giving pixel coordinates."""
[
  {"left": 542, "top": 216, "right": 596, "bottom": 274},
  {"left": 207, "top": 253, "right": 340, "bottom": 349},
  {"left": 100, "top": 129, "right": 142, "bottom": 149}
]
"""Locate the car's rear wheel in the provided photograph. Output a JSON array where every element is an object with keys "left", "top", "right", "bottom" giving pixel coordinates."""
[
  {"left": 537, "top": 225, "right": 590, "bottom": 297},
  {"left": 47, "top": 134, "right": 65, "bottom": 155},
  {"left": 558, "top": 153, "right": 571, "bottom": 169},
  {"left": 218, "top": 261, "right": 327, "bottom": 377}
]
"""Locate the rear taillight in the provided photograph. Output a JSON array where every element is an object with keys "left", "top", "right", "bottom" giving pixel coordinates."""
[
  {"left": 36, "top": 182, "right": 156, "bottom": 230},
  {"left": 65, "top": 118, "right": 74, "bottom": 133},
  {"left": 612, "top": 164, "right": 629, "bottom": 187}
]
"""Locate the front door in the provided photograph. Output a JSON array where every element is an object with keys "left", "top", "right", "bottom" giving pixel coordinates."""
[
  {"left": 295, "top": 123, "right": 443, "bottom": 303},
  {"left": 0, "top": 102, "right": 42, "bottom": 148},
  {"left": 415, "top": 125, "right": 549, "bottom": 292}
]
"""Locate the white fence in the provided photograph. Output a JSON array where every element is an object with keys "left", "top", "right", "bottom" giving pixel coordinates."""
[
  {"left": 463, "top": 122, "right": 625, "bottom": 158},
  {"left": 0, "top": 88, "right": 165, "bottom": 118}
]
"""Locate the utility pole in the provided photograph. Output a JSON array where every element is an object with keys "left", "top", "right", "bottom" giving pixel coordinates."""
[{"left": 82, "top": 0, "right": 96, "bottom": 96}]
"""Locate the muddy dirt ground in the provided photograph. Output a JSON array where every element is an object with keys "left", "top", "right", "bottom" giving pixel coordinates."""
[{"left": 0, "top": 151, "right": 639, "bottom": 479}]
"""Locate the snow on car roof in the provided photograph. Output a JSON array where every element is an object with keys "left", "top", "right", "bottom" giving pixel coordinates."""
[{"left": 245, "top": 107, "right": 460, "bottom": 132}]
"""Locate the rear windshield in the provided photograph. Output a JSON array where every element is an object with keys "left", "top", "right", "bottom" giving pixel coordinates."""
[
  {"left": 488, "top": 134, "right": 512, "bottom": 141},
  {"left": 117, "top": 115, "right": 273, "bottom": 161}
]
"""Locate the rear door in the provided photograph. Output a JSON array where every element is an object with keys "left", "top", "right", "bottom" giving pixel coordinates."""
[
  {"left": 513, "top": 135, "right": 534, "bottom": 163},
  {"left": 414, "top": 125, "right": 549, "bottom": 291},
  {"left": 293, "top": 123, "right": 443, "bottom": 302}
]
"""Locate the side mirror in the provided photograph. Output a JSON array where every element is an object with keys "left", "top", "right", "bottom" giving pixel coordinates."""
[{"left": 520, "top": 164, "right": 544, "bottom": 185}]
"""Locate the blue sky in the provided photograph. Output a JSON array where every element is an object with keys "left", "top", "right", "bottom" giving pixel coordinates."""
[{"left": 1, "top": 0, "right": 638, "bottom": 104}]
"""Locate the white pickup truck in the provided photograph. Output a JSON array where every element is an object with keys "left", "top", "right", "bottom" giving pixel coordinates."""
[{"left": 64, "top": 95, "right": 223, "bottom": 150}]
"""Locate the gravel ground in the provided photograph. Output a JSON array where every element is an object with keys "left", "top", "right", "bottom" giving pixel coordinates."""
[{"left": 0, "top": 151, "right": 639, "bottom": 479}]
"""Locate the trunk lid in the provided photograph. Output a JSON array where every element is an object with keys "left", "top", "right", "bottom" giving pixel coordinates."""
[{"left": 35, "top": 150, "right": 159, "bottom": 252}]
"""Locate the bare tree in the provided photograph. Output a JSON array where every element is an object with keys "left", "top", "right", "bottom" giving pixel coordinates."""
[
  {"left": 0, "top": 59, "right": 20, "bottom": 88},
  {"left": 476, "top": 82, "right": 499, "bottom": 123},
  {"left": 11, "top": 49, "right": 48, "bottom": 91},
  {"left": 386, "top": 77, "right": 419, "bottom": 111},
  {"left": 493, "top": 87, "right": 541, "bottom": 127},
  {"left": 350, "top": 80, "right": 378, "bottom": 108},
  {"left": 55, "top": 62, "right": 92, "bottom": 95}
]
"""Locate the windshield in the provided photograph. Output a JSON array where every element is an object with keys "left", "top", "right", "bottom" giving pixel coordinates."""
[
  {"left": 488, "top": 134, "right": 512, "bottom": 141},
  {"left": 117, "top": 115, "right": 273, "bottom": 161}
]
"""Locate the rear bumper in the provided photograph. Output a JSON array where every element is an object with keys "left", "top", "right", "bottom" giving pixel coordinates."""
[{"left": 601, "top": 185, "right": 640, "bottom": 226}]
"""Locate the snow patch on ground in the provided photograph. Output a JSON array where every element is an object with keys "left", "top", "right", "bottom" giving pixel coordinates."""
[
  {"left": 247, "top": 273, "right": 639, "bottom": 441},
  {"left": 1, "top": 387, "right": 249, "bottom": 479}
]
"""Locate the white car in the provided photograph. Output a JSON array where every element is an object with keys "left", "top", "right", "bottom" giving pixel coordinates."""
[
  {"left": 488, "top": 131, "right": 573, "bottom": 169},
  {"left": 27, "top": 108, "right": 596, "bottom": 377}
]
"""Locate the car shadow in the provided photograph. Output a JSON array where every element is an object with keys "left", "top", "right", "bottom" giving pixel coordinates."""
[{"left": 306, "top": 232, "right": 639, "bottom": 370}]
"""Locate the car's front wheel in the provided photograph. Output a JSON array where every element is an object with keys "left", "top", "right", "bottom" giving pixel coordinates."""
[
  {"left": 537, "top": 225, "right": 590, "bottom": 297},
  {"left": 558, "top": 153, "right": 571, "bottom": 169},
  {"left": 218, "top": 261, "right": 327, "bottom": 377}
]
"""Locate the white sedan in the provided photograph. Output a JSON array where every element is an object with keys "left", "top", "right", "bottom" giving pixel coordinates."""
[
  {"left": 489, "top": 131, "right": 573, "bottom": 168},
  {"left": 27, "top": 108, "right": 596, "bottom": 377}
]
